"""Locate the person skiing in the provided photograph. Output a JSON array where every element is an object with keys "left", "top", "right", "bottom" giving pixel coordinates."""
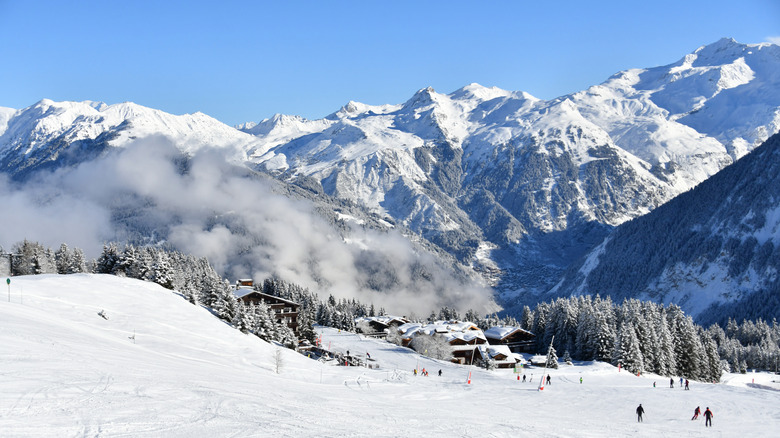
[
  {"left": 438, "top": 369, "right": 442, "bottom": 377},
  {"left": 679, "top": 377, "right": 683, "bottom": 387},
  {"left": 579, "top": 376, "right": 583, "bottom": 384},
  {"left": 704, "top": 407, "right": 713, "bottom": 427},
  {"left": 636, "top": 404, "right": 645, "bottom": 422},
  {"left": 684, "top": 379, "right": 689, "bottom": 390},
  {"left": 692, "top": 406, "right": 701, "bottom": 420},
  {"left": 653, "top": 381, "right": 656, "bottom": 388},
  {"left": 522, "top": 374, "right": 526, "bottom": 382},
  {"left": 670, "top": 378, "right": 674, "bottom": 388},
  {"left": 546, "top": 375, "right": 551, "bottom": 385}
]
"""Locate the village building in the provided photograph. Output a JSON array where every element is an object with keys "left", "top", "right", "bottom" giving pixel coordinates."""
[
  {"left": 483, "top": 326, "right": 536, "bottom": 353},
  {"left": 233, "top": 280, "right": 300, "bottom": 336},
  {"left": 396, "top": 320, "right": 488, "bottom": 365},
  {"left": 474, "top": 344, "right": 524, "bottom": 369},
  {"left": 354, "top": 315, "right": 410, "bottom": 338}
]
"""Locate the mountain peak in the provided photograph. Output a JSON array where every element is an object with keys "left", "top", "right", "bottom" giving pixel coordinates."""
[{"left": 450, "top": 83, "right": 514, "bottom": 102}]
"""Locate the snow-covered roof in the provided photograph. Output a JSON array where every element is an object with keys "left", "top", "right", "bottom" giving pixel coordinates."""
[
  {"left": 234, "top": 289, "right": 255, "bottom": 299},
  {"left": 483, "top": 326, "right": 535, "bottom": 340},
  {"left": 355, "top": 315, "right": 409, "bottom": 327},
  {"left": 475, "top": 345, "right": 519, "bottom": 365},
  {"left": 397, "top": 320, "right": 486, "bottom": 344},
  {"left": 233, "top": 290, "right": 299, "bottom": 307}
]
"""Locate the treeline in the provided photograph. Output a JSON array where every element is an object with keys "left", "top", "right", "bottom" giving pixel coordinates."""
[
  {"left": 509, "top": 296, "right": 780, "bottom": 380},
  {"left": 5, "top": 240, "right": 779, "bottom": 377}
]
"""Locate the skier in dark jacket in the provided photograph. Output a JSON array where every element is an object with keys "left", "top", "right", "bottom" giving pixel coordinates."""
[
  {"left": 636, "top": 404, "right": 645, "bottom": 422},
  {"left": 546, "top": 374, "right": 551, "bottom": 385},
  {"left": 692, "top": 406, "right": 701, "bottom": 420},
  {"left": 670, "top": 377, "right": 674, "bottom": 388},
  {"left": 704, "top": 407, "right": 713, "bottom": 427}
]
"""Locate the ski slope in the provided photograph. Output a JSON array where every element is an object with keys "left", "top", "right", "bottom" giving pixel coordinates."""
[{"left": 1, "top": 274, "right": 778, "bottom": 437}]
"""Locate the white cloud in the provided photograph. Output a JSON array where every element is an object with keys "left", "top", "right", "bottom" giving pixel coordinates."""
[
  {"left": 0, "top": 137, "right": 496, "bottom": 316},
  {"left": 767, "top": 36, "right": 780, "bottom": 46}
]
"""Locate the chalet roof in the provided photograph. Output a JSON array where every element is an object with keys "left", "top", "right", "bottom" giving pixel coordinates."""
[
  {"left": 234, "top": 290, "right": 300, "bottom": 307},
  {"left": 475, "top": 345, "right": 522, "bottom": 364},
  {"left": 397, "top": 321, "right": 486, "bottom": 344},
  {"left": 355, "top": 315, "right": 409, "bottom": 327},
  {"left": 483, "top": 326, "right": 535, "bottom": 340}
]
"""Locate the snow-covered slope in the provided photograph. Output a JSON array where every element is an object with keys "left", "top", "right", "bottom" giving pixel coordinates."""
[{"left": 1, "top": 274, "right": 779, "bottom": 437}]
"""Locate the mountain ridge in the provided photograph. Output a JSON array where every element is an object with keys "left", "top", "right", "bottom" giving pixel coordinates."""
[{"left": 1, "top": 38, "right": 778, "bottom": 320}]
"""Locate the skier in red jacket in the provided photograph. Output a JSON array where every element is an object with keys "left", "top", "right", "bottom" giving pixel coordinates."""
[
  {"left": 704, "top": 407, "right": 713, "bottom": 427},
  {"left": 691, "top": 406, "right": 701, "bottom": 420}
]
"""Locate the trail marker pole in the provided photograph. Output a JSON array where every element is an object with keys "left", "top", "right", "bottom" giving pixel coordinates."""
[{"left": 538, "top": 335, "right": 554, "bottom": 391}]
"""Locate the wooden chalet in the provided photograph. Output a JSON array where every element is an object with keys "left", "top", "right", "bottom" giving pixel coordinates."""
[
  {"left": 235, "top": 288, "right": 300, "bottom": 336},
  {"left": 354, "top": 316, "right": 410, "bottom": 338},
  {"left": 396, "top": 320, "right": 488, "bottom": 365},
  {"left": 483, "top": 326, "right": 536, "bottom": 353},
  {"left": 474, "top": 345, "right": 520, "bottom": 369}
]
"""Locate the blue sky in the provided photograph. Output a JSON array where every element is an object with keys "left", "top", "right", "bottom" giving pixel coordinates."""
[{"left": 1, "top": 0, "right": 778, "bottom": 126}]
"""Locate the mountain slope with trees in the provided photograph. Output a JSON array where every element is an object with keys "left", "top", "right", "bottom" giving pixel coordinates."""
[{"left": 550, "top": 133, "right": 780, "bottom": 325}]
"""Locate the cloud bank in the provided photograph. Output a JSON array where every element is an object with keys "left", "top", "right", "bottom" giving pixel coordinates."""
[{"left": 0, "top": 137, "right": 496, "bottom": 316}]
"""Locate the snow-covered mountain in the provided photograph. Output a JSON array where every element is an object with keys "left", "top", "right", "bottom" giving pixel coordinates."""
[
  {"left": 239, "top": 38, "right": 780, "bottom": 299},
  {"left": 0, "top": 99, "right": 257, "bottom": 179},
  {"left": 549, "top": 132, "right": 780, "bottom": 324},
  {"left": 1, "top": 38, "right": 779, "bottom": 317}
]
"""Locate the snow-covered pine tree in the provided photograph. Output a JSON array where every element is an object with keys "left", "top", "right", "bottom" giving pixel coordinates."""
[
  {"left": 54, "top": 243, "right": 71, "bottom": 274},
  {"left": 68, "top": 248, "right": 87, "bottom": 274},
  {"left": 232, "top": 301, "right": 254, "bottom": 334},
  {"left": 212, "top": 280, "right": 238, "bottom": 321},
  {"left": 563, "top": 349, "right": 573, "bottom": 365},
  {"left": 655, "top": 313, "right": 677, "bottom": 376},
  {"left": 546, "top": 344, "right": 559, "bottom": 369},
  {"left": 615, "top": 324, "right": 644, "bottom": 374},
  {"left": 669, "top": 307, "right": 706, "bottom": 379},
  {"left": 95, "top": 242, "right": 121, "bottom": 274}
]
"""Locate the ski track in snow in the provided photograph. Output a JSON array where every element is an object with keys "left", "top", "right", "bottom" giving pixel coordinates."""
[{"left": 1, "top": 274, "right": 779, "bottom": 437}]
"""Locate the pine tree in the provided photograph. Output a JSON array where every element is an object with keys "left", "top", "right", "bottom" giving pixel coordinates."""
[
  {"left": 68, "top": 248, "right": 87, "bottom": 274},
  {"left": 95, "top": 243, "right": 120, "bottom": 274},
  {"left": 55, "top": 243, "right": 71, "bottom": 274},
  {"left": 546, "top": 345, "right": 559, "bottom": 369}
]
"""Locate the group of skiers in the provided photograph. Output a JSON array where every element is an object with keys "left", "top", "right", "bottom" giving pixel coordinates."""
[
  {"left": 691, "top": 406, "right": 714, "bottom": 426},
  {"left": 636, "top": 404, "right": 713, "bottom": 427},
  {"left": 668, "top": 377, "right": 691, "bottom": 390},
  {"left": 413, "top": 368, "right": 442, "bottom": 377}
]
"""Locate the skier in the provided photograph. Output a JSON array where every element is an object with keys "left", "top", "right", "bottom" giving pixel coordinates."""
[
  {"left": 679, "top": 377, "right": 683, "bottom": 387},
  {"left": 546, "top": 375, "right": 551, "bottom": 385},
  {"left": 579, "top": 377, "right": 583, "bottom": 384},
  {"left": 670, "top": 378, "right": 674, "bottom": 388},
  {"left": 366, "top": 352, "right": 370, "bottom": 360},
  {"left": 413, "top": 369, "right": 417, "bottom": 376},
  {"left": 653, "top": 381, "right": 656, "bottom": 388},
  {"left": 704, "top": 407, "right": 713, "bottom": 427},
  {"left": 522, "top": 374, "right": 526, "bottom": 382},
  {"left": 438, "top": 369, "right": 442, "bottom": 377},
  {"left": 636, "top": 404, "right": 645, "bottom": 422},
  {"left": 692, "top": 406, "right": 701, "bottom": 420},
  {"left": 685, "top": 379, "right": 689, "bottom": 390}
]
